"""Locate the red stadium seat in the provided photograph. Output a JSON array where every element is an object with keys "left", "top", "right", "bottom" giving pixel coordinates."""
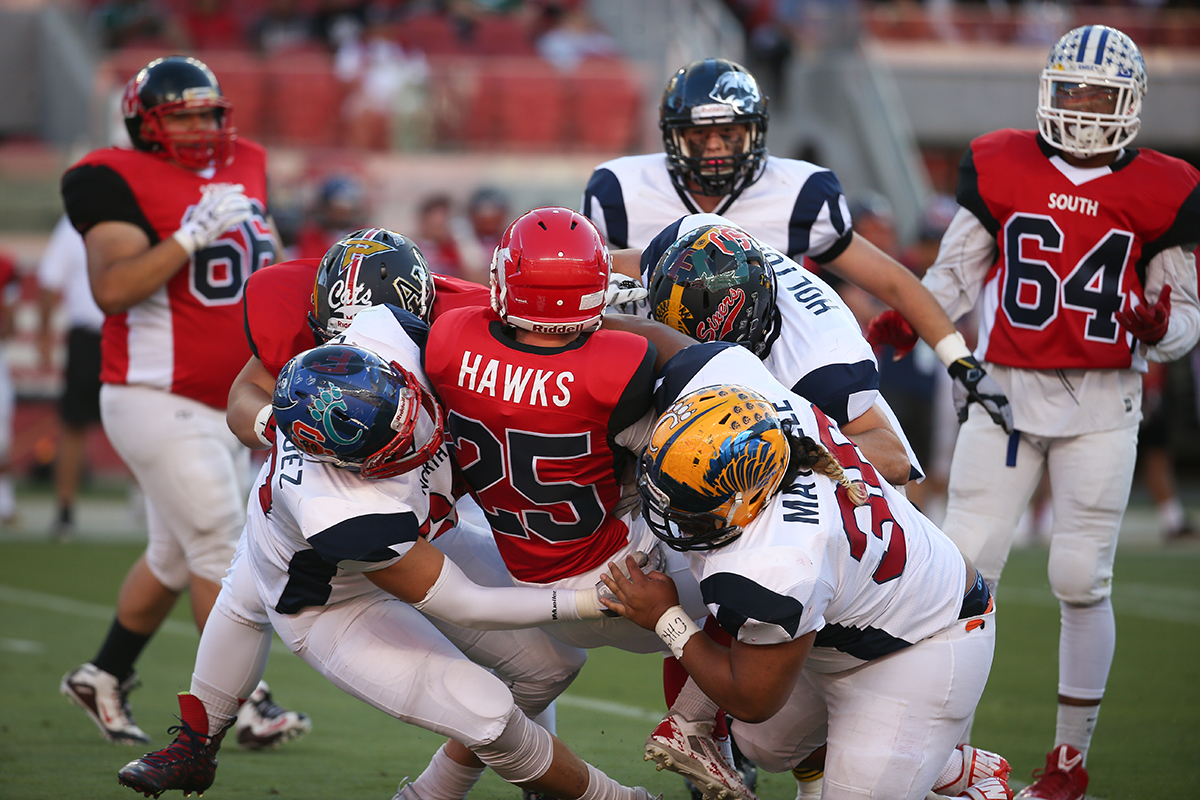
[
  {"left": 567, "top": 58, "right": 642, "bottom": 153},
  {"left": 262, "top": 53, "right": 344, "bottom": 147},
  {"left": 486, "top": 60, "right": 568, "bottom": 151}
]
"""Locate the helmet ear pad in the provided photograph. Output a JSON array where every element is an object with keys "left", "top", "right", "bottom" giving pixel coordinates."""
[
  {"left": 122, "top": 55, "right": 235, "bottom": 169},
  {"left": 310, "top": 228, "right": 436, "bottom": 341}
]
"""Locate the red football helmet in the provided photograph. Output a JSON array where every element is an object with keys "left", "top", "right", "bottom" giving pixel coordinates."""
[
  {"left": 122, "top": 56, "right": 235, "bottom": 170},
  {"left": 490, "top": 207, "right": 611, "bottom": 335}
]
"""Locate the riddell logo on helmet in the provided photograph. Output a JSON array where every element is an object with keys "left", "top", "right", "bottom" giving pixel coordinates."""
[
  {"left": 696, "top": 288, "right": 745, "bottom": 342},
  {"left": 531, "top": 321, "right": 584, "bottom": 335}
]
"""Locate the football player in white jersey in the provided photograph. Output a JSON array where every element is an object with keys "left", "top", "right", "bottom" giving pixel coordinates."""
[
  {"left": 643, "top": 216, "right": 920, "bottom": 486},
  {"left": 867, "top": 26, "right": 1200, "bottom": 800},
  {"left": 582, "top": 57, "right": 1012, "bottom": 438},
  {"left": 599, "top": 342, "right": 1010, "bottom": 800},
  {"left": 119, "top": 310, "right": 651, "bottom": 800}
]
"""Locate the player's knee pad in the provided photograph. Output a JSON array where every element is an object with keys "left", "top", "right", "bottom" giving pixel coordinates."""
[
  {"left": 507, "top": 650, "right": 585, "bottom": 720},
  {"left": 145, "top": 539, "right": 191, "bottom": 593},
  {"left": 472, "top": 706, "right": 555, "bottom": 785},
  {"left": 1048, "top": 535, "right": 1109, "bottom": 605},
  {"left": 180, "top": 527, "right": 239, "bottom": 585}
]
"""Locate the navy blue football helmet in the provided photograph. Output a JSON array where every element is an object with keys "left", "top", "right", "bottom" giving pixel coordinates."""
[{"left": 273, "top": 344, "right": 443, "bottom": 478}]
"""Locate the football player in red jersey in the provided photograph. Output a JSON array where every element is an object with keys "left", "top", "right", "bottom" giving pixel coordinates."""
[
  {"left": 424, "top": 208, "right": 758, "bottom": 800},
  {"left": 123, "top": 229, "right": 596, "bottom": 799},
  {"left": 870, "top": 26, "right": 1200, "bottom": 800},
  {"left": 58, "top": 55, "right": 311, "bottom": 749}
]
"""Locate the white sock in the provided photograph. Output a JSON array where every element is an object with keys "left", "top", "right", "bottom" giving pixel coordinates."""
[
  {"left": 1058, "top": 600, "right": 1114, "bottom": 701},
  {"left": 405, "top": 743, "right": 485, "bottom": 800},
  {"left": 796, "top": 776, "right": 823, "bottom": 799},
  {"left": 1157, "top": 497, "right": 1185, "bottom": 533},
  {"left": 578, "top": 761, "right": 647, "bottom": 800},
  {"left": 190, "top": 676, "right": 241, "bottom": 734},
  {"left": 0, "top": 477, "right": 14, "bottom": 519},
  {"left": 1055, "top": 703, "right": 1100, "bottom": 764},
  {"left": 933, "top": 747, "right": 964, "bottom": 791},
  {"left": 672, "top": 676, "right": 719, "bottom": 722}
]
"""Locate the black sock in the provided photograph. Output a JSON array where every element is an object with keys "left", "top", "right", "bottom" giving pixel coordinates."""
[
  {"left": 91, "top": 618, "right": 152, "bottom": 682},
  {"left": 58, "top": 505, "right": 73, "bottom": 526}
]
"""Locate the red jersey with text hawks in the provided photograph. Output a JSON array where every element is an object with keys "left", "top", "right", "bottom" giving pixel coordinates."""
[
  {"left": 961, "top": 129, "right": 1200, "bottom": 370},
  {"left": 62, "top": 140, "right": 277, "bottom": 409},
  {"left": 245, "top": 259, "right": 491, "bottom": 379},
  {"left": 425, "top": 306, "right": 657, "bottom": 583}
]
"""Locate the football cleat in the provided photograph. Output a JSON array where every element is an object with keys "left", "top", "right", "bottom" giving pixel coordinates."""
[
  {"left": 234, "top": 682, "right": 312, "bottom": 750},
  {"left": 61, "top": 663, "right": 151, "bottom": 745},
  {"left": 958, "top": 777, "right": 1015, "bottom": 800},
  {"left": 935, "top": 745, "right": 1013, "bottom": 796},
  {"left": 645, "top": 713, "right": 759, "bottom": 800},
  {"left": 117, "top": 720, "right": 226, "bottom": 798},
  {"left": 1014, "top": 745, "right": 1088, "bottom": 800}
]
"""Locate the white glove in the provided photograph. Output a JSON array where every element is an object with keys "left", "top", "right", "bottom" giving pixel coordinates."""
[
  {"left": 604, "top": 273, "right": 648, "bottom": 314},
  {"left": 172, "top": 182, "right": 253, "bottom": 256}
]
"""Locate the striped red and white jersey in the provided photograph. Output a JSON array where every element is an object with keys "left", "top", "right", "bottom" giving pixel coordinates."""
[{"left": 62, "top": 140, "right": 277, "bottom": 409}]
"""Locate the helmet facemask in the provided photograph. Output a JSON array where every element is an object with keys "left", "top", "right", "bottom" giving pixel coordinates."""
[
  {"left": 1035, "top": 25, "right": 1146, "bottom": 158},
  {"left": 637, "top": 385, "right": 790, "bottom": 552}
]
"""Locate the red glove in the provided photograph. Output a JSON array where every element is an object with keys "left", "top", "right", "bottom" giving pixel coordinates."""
[
  {"left": 1115, "top": 284, "right": 1172, "bottom": 345},
  {"left": 866, "top": 310, "right": 919, "bottom": 360}
]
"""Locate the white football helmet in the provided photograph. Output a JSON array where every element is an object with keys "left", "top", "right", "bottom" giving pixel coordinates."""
[{"left": 1036, "top": 25, "right": 1146, "bottom": 158}]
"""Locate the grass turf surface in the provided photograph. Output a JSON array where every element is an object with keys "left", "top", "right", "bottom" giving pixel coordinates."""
[{"left": 1, "top": 540, "right": 1197, "bottom": 799}]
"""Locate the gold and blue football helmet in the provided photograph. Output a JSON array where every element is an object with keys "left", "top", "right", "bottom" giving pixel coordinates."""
[{"left": 638, "top": 384, "right": 789, "bottom": 551}]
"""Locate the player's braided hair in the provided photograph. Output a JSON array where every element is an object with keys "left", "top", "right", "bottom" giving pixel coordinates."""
[{"left": 782, "top": 423, "right": 868, "bottom": 507}]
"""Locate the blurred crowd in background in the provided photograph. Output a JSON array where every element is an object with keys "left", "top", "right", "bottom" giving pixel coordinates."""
[{"left": 1, "top": 0, "right": 1198, "bottom": 542}]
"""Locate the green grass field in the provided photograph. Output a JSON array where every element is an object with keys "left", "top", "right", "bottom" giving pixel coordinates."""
[{"left": 1, "top": 539, "right": 1197, "bottom": 800}]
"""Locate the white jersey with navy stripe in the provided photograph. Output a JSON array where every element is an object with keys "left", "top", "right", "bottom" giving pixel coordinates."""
[
  {"left": 582, "top": 153, "right": 853, "bottom": 260},
  {"left": 246, "top": 305, "right": 456, "bottom": 615},
  {"left": 655, "top": 343, "right": 965, "bottom": 671}
]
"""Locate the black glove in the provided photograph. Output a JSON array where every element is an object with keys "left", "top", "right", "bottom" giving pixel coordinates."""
[{"left": 948, "top": 355, "right": 1013, "bottom": 434}]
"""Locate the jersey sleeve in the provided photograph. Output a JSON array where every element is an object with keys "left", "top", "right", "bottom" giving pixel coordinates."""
[
  {"left": 1142, "top": 245, "right": 1200, "bottom": 363},
  {"left": 789, "top": 170, "right": 852, "bottom": 263},
  {"left": 955, "top": 142, "right": 1003, "bottom": 238},
  {"left": 701, "top": 549, "right": 824, "bottom": 645},
  {"left": 581, "top": 167, "right": 628, "bottom": 249},
  {"left": 790, "top": 360, "right": 879, "bottom": 427},
  {"left": 1141, "top": 181, "right": 1200, "bottom": 263},
  {"left": 61, "top": 163, "right": 157, "bottom": 241},
  {"left": 302, "top": 502, "right": 424, "bottom": 572},
  {"left": 611, "top": 341, "right": 656, "bottom": 437}
]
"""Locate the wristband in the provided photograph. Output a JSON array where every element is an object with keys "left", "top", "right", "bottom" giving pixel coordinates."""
[
  {"left": 254, "top": 404, "right": 274, "bottom": 447},
  {"left": 933, "top": 331, "right": 971, "bottom": 367},
  {"left": 654, "top": 605, "right": 701, "bottom": 659},
  {"left": 172, "top": 228, "right": 198, "bottom": 257}
]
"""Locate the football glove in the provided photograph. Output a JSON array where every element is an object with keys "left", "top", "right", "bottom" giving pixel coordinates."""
[
  {"left": 592, "top": 550, "right": 655, "bottom": 617},
  {"left": 1115, "top": 284, "right": 1171, "bottom": 345},
  {"left": 948, "top": 355, "right": 1014, "bottom": 434},
  {"left": 173, "top": 182, "right": 253, "bottom": 256},
  {"left": 604, "top": 274, "right": 648, "bottom": 314},
  {"left": 866, "top": 309, "right": 919, "bottom": 360}
]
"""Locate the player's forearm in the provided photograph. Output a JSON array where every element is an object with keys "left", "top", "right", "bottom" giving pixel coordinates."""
[
  {"left": 1143, "top": 247, "right": 1200, "bottom": 362},
  {"left": 675, "top": 634, "right": 807, "bottom": 723},
  {"left": 87, "top": 224, "right": 190, "bottom": 313},
  {"left": 227, "top": 357, "right": 277, "bottom": 449},
  {"left": 409, "top": 554, "right": 603, "bottom": 629}
]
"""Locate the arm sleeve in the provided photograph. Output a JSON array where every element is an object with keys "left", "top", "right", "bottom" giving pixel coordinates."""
[
  {"left": 919, "top": 207, "right": 998, "bottom": 323},
  {"left": 1142, "top": 246, "right": 1200, "bottom": 363},
  {"left": 412, "top": 556, "right": 589, "bottom": 629}
]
